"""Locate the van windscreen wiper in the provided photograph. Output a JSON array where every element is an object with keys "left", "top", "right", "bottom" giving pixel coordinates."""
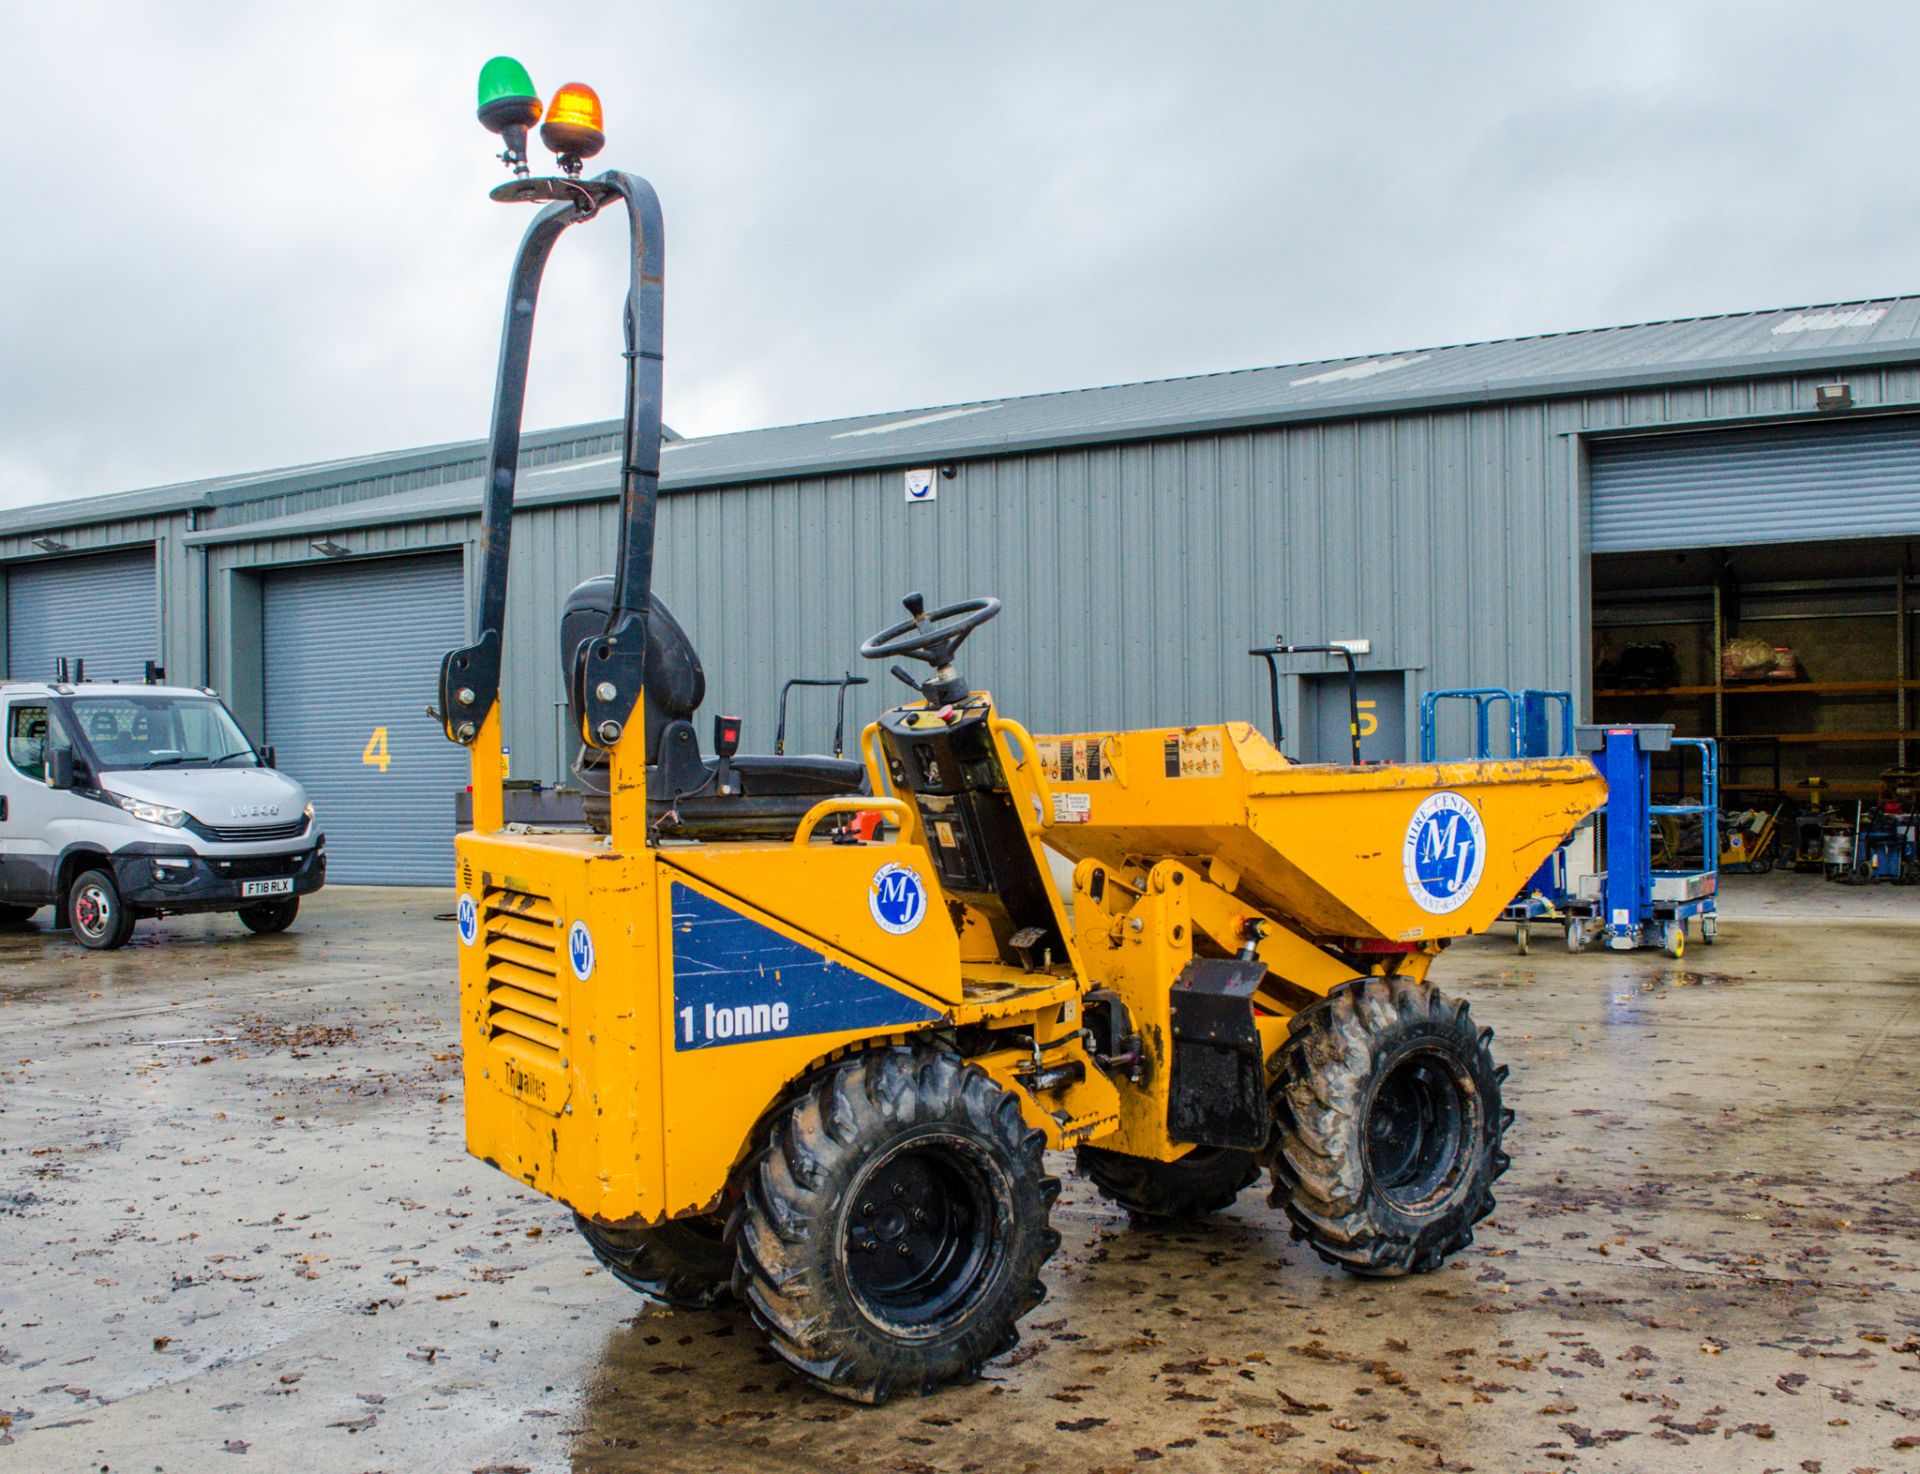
[{"left": 142, "top": 749, "right": 254, "bottom": 769}]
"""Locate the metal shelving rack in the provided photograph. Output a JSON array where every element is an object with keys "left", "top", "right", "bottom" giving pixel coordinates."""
[{"left": 1593, "top": 557, "right": 1918, "bottom": 799}]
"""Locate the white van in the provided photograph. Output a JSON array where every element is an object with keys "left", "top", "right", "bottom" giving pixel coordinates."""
[{"left": 0, "top": 680, "right": 325, "bottom": 949}]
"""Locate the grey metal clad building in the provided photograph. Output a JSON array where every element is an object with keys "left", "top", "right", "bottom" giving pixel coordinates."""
[{"left": 5, "top": 296, "right": 1919, "bottom": 881}]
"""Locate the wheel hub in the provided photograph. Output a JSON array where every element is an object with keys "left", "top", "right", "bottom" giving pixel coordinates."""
[
  {"left": 843, "top": 1137, "right": 996, "bottom": 1330},
  {"left": 75, "top": 887, "right": 107, "bottom": 934},
  {"left": 1365, "top": 1048, "right": 1473, "bottom": 1212}
]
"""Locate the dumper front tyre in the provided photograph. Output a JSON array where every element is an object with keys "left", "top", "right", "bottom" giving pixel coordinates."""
[
  {"left": 1270, "top": 977, "right": 1509, "bottom": 1278},
  {"left": 729, "top": 1046, "right": 1060, "bottom": 1404},
  {"left": 574, "top": 1213, "right": 734, "bottom": 1309},
  {"left": 1075, "top": 1144, "right": 1260, "bottom": 1220}
]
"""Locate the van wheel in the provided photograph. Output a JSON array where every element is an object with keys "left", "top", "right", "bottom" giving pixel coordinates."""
[
  {"left": 0, "top": 904, "right": 37, "bottom": 927},
  {"left": 69, "top": 869, "right": 135, "bottom": 950},
  {"left": 239, "top": 898, "right": 300, "bottom": 935}
]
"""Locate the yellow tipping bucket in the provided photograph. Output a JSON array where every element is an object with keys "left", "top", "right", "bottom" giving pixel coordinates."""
[{"left": 1032, "top": 723, "right": 1604, "bottom": 942}]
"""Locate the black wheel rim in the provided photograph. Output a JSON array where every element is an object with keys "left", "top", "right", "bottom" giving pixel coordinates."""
[
  {"left": 1364, "top": 1046, "right": 1475, "bottom": 1212},
  {"left": 842, "top": 1133, "right": 1002, "bottom": 1333}
]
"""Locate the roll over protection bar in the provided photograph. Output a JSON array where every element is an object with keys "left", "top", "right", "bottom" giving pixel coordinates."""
[{"left": 438, "top": 171, "right": 666, "bottom": 760}]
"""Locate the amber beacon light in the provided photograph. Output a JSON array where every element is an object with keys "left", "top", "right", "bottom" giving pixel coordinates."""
[{"left": 540, "top": 83, "right": 606, "bottom": 175}]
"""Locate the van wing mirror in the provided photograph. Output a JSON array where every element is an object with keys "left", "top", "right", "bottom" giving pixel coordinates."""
[
  {"left": 261, "top": 745, "right": 277, "bottom": 769},
  {"left": 45, "top": 747, "right": 75, "bottom": 789}
]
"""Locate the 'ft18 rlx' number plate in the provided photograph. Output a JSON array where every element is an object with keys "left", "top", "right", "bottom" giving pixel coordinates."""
[{"left": 241, "top": 878, "right": 293, "bottom": 898}]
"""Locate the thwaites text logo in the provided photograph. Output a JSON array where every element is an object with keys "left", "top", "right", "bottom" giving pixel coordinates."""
[
  {"left": 568, "top": 920, "right": 595, "bottom": 980},
  {"left": 869, "top": 863, "right": 928, "bottom": 935},
  {"left": 1403, "top": 792, "right": 1487, "bottom": 914}
]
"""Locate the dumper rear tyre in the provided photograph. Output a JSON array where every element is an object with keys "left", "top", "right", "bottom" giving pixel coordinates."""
[
  {"left": 729, "top": 1046, "right": 1060, "bottom": 1404},
  {"left": 1270, "top": 977, "right": 1509, "bottom": 1278},
  {"left": 1075, "top": 1144, "right": 1260, "bottom": 1220},
  {"left": 238, "top": 898, "right": 299, "bottom": 934},
  {"left": 574, "top": 1213, "right": 734, "bottom": 1309}
]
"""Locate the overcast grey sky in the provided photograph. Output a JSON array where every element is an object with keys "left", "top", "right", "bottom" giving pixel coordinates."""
[{"left": 5, "top": 1, "right": 1920, "bottom": 510}]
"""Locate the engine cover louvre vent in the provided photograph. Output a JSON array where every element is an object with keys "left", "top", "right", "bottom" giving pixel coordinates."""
[{"left": 481, "top": 885, "right": 566, "bottom": 1064}]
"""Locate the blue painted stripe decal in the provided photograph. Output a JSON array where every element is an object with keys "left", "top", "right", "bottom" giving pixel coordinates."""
[{"left": 668, "top": 882, "right": 941, "bottom": 1051}]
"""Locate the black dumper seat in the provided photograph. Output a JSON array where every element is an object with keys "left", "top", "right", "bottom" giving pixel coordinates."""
[{"left": 562, "top": 577, "right": 867, "bottom": 837}]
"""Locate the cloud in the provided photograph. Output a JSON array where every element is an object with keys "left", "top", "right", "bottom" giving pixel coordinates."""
[{"left": 3, "top": 1, "right": 1917, "bottom": 510}]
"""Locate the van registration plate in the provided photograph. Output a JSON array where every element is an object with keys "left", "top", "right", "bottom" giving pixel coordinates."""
[{"left": 242, "top": 878, "right": 293, "bottom": 898}]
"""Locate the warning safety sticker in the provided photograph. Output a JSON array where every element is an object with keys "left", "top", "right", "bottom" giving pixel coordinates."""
[
  {"left": 1038, "top": 736, "right": 1111, "bottom": 784},
  {"left": 1165, "top": 730, "right": 1224, "bottom": 779}
]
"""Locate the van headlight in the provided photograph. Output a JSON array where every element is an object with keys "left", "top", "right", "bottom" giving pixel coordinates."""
[{"left": 114, "top": 794, "right": 186, "bottom": 827}]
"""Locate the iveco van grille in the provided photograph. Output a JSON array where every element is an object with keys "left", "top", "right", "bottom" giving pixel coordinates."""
[
  {"left": 198, "top": 817, "right": 309, "bottom": 843},
  {"left": 482, "top": 886, "right": 566, "bottom": 1063}
]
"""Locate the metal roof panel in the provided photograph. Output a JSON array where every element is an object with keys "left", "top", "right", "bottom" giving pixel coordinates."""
[{"left": 23, "top": 293, "right": 1920, "bottom": 538}]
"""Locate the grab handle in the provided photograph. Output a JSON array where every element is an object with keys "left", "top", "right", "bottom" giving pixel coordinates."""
[
  {"left": 990, "top": 717, "right": 1056, "bottom": 831},
  {"left": 791, "top": 796, "right": 912, "bottom": 848}
]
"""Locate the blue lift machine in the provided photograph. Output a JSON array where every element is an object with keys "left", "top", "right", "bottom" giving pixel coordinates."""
[{"left": 1562, "top": 724, "right": 1719, "bottom": 958}]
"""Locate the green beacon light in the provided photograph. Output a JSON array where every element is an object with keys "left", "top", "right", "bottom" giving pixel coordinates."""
[{"left": 477, "top": 56, "right": 542, "bottom": 176}]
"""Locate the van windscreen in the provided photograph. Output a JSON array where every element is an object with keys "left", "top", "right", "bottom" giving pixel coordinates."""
[{"left": 67, "top": 695, "right": 258, "bottom": 772}]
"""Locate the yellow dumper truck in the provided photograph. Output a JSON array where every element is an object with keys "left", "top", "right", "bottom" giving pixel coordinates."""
[{"left": 444, "top": 69, "right": 1605, "bottom": 1403}]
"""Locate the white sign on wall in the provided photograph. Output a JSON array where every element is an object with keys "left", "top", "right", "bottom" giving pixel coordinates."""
[{"left": 904, "top": 468, "right": 937, "bottom": 504}]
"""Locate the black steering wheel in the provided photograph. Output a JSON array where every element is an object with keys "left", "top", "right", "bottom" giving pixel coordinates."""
[{"left": 860, "top": 591, "right": 1001, "bottom": 668}]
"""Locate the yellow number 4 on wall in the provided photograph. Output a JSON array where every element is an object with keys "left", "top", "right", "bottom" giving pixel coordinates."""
[{"left": 362, "top": 726, "right": 392, "bottom": 773}]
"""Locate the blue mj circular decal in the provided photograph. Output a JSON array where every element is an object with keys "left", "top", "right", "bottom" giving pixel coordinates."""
[
  {"left": 869, "top": 863, "right": 928, "bottom": 935},
  {"left": 456, "top": 893, "right": 478, "bottom": 947},
  {"left": 1403, "top": 792, "right": 1487, "bottom": 915},
  {"left": 568, "top": 919, "right": 595, "bottom": 980}
]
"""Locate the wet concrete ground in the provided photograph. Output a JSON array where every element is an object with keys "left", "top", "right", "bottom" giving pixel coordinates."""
[{"left": 1, "top": 878, "right": 1917, "bottom": 1474}]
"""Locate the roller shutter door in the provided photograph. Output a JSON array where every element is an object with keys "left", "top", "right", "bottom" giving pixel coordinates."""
[
  {"left": 6, "top": 549, "right": 158, "bottom": 682},
  {"left": 1590, "top": 415, "right": 1920, "bottom": 553},
  {"left": 263, "top": 554, "right": 467, "bottom": 885}
]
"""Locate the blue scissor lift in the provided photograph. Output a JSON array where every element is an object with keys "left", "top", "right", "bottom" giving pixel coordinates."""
[
  {"left": 1418, "top": 688, "right": 1588, "bottom": 954},
  {"left": 1562, "top": 724, "right": 1718, "bottom": 958}
]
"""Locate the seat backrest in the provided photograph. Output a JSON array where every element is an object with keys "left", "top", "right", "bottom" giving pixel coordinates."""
[{"left": 560, "top": 576, "right": 705, "bottom": 758}]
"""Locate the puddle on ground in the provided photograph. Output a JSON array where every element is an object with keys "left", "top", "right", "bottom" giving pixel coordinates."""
[{"left": 1668, "top": 969, "right": 1747, "bottom": 987}]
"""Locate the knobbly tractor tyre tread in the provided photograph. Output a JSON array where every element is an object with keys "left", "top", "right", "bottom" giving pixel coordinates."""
[
  {"left": 728, "top": 1045, "right": 1060, "bottom": 1404},
  {"left": 574, "top": 1212, "right": 734, "bottom": 1309},
  {"left": 1075, "top": 1143, "right": 1260, "bottom": 1219},
  {"left": 1270, "top": 976, "right": 1509, "bottom": 1278}
]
